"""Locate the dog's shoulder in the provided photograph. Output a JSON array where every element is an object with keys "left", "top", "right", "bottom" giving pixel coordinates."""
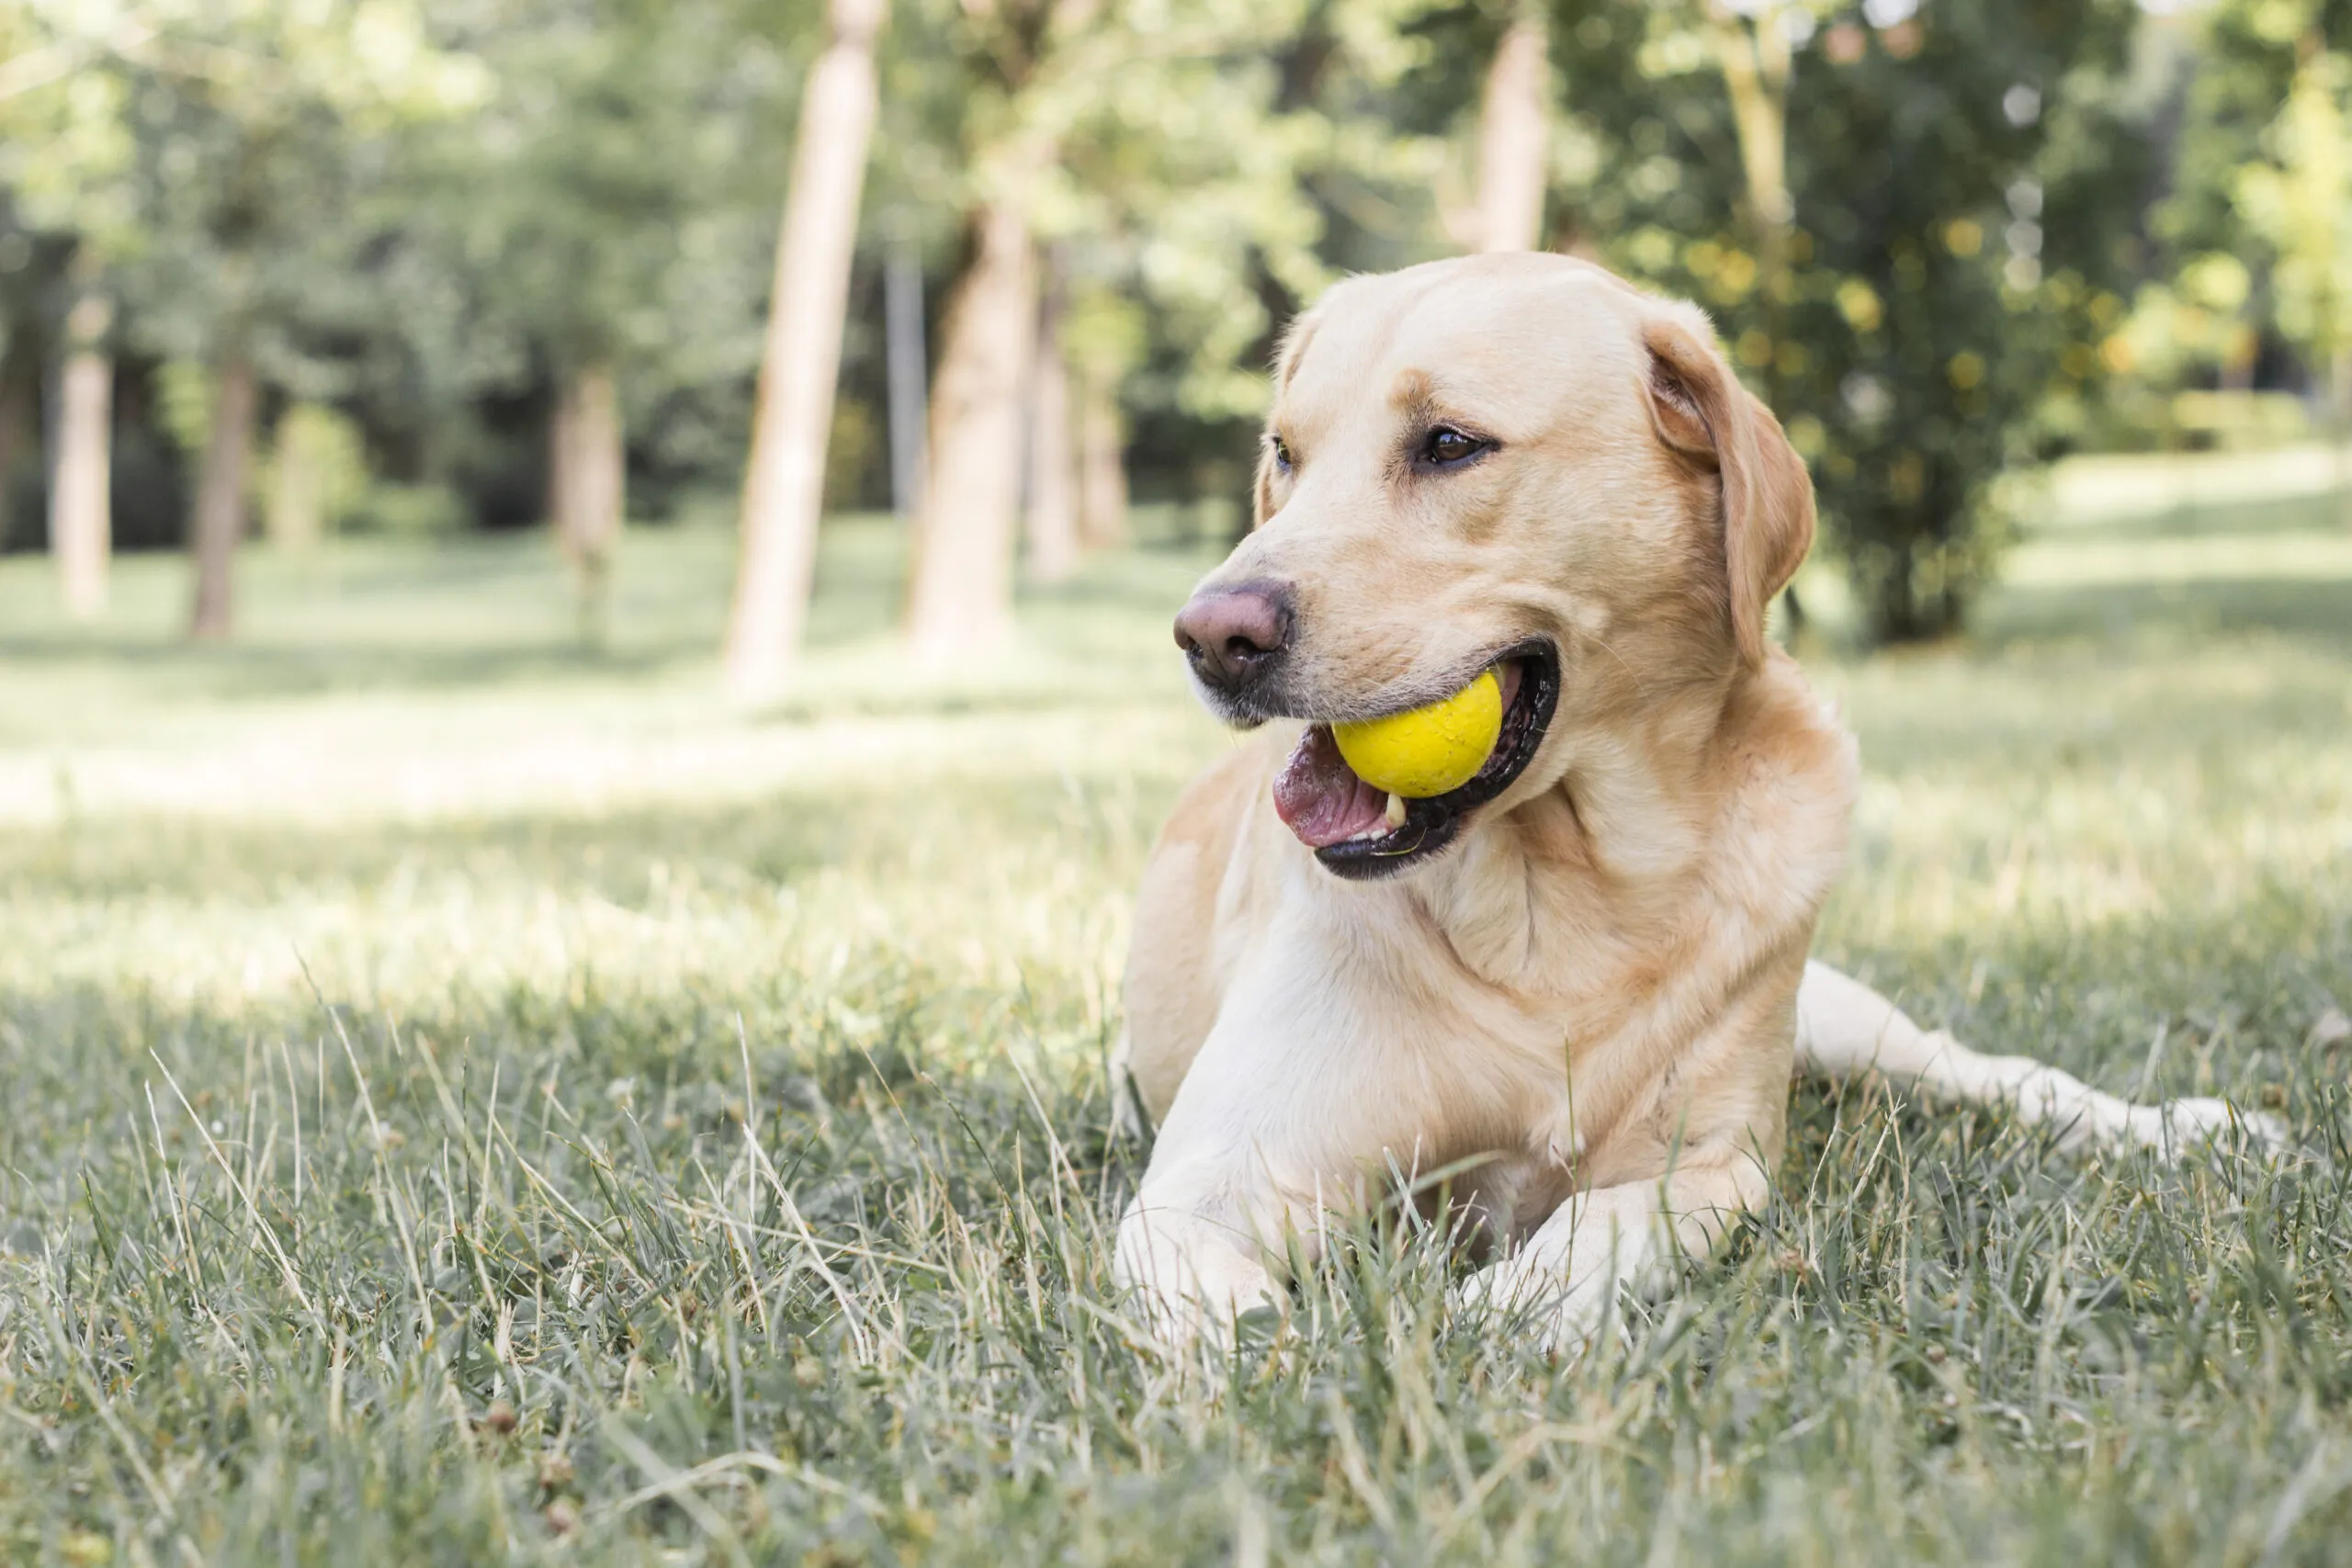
[
  {"left": 1726, "top": 649, "right": 1857, "bottom": 792},
  {"left": 1705, "top": 649, "right": 1860, "bottom": 927}
]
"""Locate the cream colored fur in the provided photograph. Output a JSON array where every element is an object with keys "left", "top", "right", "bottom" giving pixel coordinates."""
[{"left": 1111, "top": 254, "right": 2273, "bottom": 1349}]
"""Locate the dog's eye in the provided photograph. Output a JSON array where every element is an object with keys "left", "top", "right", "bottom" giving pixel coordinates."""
[
  {"left": 1269, "top": 434, "right": 1294, "bottom": 471},
  {"left": 1419, "top": 426, "right": 1488, "bottom": 468}
]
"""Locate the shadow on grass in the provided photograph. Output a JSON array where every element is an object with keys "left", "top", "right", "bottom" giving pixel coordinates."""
[
  {"left": 0, "top": 631, "right": 714, "bottom": 694},
  {"left": 0, "top": 529, "right": 1220, "bottom": 710},
  {"left": 2041, "top": 487, "right": 2351, "bottom": 542},
  {"left": 1973, "top": 575, "right": 2352, "bottom": 649},
  {"left": 0, "top": 761, "right": 1192, "bottom": 906}
]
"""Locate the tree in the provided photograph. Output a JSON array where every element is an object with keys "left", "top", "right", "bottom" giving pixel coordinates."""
[
  {"left": 896, "top": 0, "right": 1102, "bottom": 661},
  {"left": 549, "top": 362, "right": 625, "bottom": 637},
  {"left": 1474, "top": 5, "right": 1549, "bottom": 252},
  {"left": 2112, "top": 2, "right": 2352, "bottom": 508},
  {"left": 51, "top": 285, "right": 113, "bottom": 618},
  {"left": 1702, "top": 0, "right": 1795, "bottom": 416},
  {"left": 0, "top": 279, "right": 34, "bottom": 558},
  {"left": 403, "top": 0, "right": 778, "bottom": 638},
  {"left": 55, "top": 1, "right": 492, "bottom": 638},
  {"left": 725, "top": 0, "right": 887, "bottom": 701},
  {"left": 1066, "top": 285, "right": 1137, "bottom": 548},
  {"left": 1074, "top": 366, "right": 1128, "bottom": 548},
  {"left": 187, "top": 312, "right": 254, "bottom": 638},
  {"left": 2233, "top": 31, "right": 2352, "bottom": 523},
  {"left": 262, "top": 401, "right": 364, "bottom": 552},
  {"left": 899, "top": 0, "right": 1449, "bottom": 655},
  {"left": 1550, "top": 0, "right": 2152, "bottom": 640},
  {"left": 1023, "top": 253, "right": 1083, "bottom": 584},
  {"left": 903, "top": 132, "right": 1048, "bottom": 659},
  {"left": 4, "top": 5, "right": 140, "bottom": 615}
]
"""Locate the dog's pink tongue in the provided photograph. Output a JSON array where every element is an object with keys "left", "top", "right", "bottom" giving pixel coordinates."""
[{"left": 1273, "top": 727, "right": 1390, "bottom": 849}]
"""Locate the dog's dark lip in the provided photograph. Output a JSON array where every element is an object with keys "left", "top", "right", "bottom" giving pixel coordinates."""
[{"left": 1313, "top": 638, "right": 1560, "bottom": 881}]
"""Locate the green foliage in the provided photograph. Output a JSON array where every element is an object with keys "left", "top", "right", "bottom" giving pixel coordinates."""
[
  {"left": 152, "top": 358, "right": 214, "bottom": 458},
  {"left": 346, "top": 479, "right": 469, "bottom": 539},
  {"left": 869, "top": 0, "right": 1454, "bottom": 435},
  {"left": 68, "top": 1, "right": 485, "bottom": 376},
  {"left": 1550, "top": 0, "right": 2151, "bottom": 641},
  {"left": 262, "top": 400, "right": 371, "bottom": 544},
  {"left": 2120, "top": 1, "right": 2352, "bottom": 444},
  {"left": 383, "top": 0, "right": 791, "bottom": 499},
  {"left": 2233, "top": 42, "right": 2352, "bottom": 404},
  {"left": 6, "top": 0, "right": 2350, "bottom": 628},
  {"left": 3, "top": 0, "right": 797, "bottom": 532}
]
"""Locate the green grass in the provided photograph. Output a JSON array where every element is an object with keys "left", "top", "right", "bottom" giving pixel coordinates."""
[{"left": 0, "top": 499, "right": 2347, "bottom": 1566}]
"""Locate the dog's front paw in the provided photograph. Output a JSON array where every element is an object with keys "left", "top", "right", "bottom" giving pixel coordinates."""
[
  {"left": 1461, "top": 1257, "right": 1620, "bottom": 1356},
  {"left": 1114, "top": 1200, "right": 1281, "bottom": 1351}
]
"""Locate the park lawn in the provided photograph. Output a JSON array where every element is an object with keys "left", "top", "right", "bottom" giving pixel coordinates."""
[{"left": 0, "top": 500, "right": 2347, "bottom": 1566}]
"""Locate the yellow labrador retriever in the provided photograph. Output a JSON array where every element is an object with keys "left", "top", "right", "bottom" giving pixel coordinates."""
[{"left": 1111, "top": 253, "right": 2267, "bottom": 1348}]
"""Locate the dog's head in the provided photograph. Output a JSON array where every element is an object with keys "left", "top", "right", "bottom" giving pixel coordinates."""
[{"left": 1173, "top": 253, "right": 1815, "bottom": 879}]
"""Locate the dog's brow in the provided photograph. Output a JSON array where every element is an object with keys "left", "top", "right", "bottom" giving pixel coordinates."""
[
  {"left": 1388, "top": 369, "right": 1489, "bottom": 434},
  {"left": 1388, "top": 367, "right": 1434, "bottom": 412},
  {"left": 1385, "top": 370, "right": 1493, "bottom": 448}
]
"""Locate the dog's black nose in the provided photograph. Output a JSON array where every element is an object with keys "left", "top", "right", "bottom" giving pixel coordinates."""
[{"left": 1174, "top": 585, "right": 1290, "bottom": 690}]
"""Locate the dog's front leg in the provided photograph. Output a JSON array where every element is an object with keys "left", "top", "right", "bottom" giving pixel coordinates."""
[
  {"left": 1113, "top": 919, "right": 1409, "bottom": 1347},
  {"left": 1111, "top": 1045, "right": 1331, "bottom": 1347},
  {"left": 1114, "top": 1180, "right": 1283, "bottom": 1346},
  {"left": 1464, "top": 1156, "right": 1770, "bottom": 1353}
]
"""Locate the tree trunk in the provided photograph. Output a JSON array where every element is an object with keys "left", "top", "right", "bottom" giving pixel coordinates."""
[
  {"left": 547, "top": 378, "right": 574, "bottom": 554},
  {"left": 902, "top": 155, "right": 1044, "bottom": 661},
  {"left": 1872, "top": 593, "right": 1963, "bottom": 645},
  {"left": 188, "top": 331, "right": 256, "bottom": 641},
  {"left": 1023, "top": 264, "right": 1081, "bottom": 585},
  {"left": 550, "top": 364, "right": 624, "bottom": 567},
  {"left": 551, "top": 363, "right": 625, "bottom": 643},
  {"left": 1711, "top": 14, "right": 1791, "bottom": 231},
  {"left": 1474, "top": 10, "right": 1549, "bottom": 254},
  {"left": 2333, "top": 344, "right": 2352, "bottom": 533},
  {"left": 884, "top": 231, "right": 928, "bottom": 522},
  {"left": 723, "top": 0, "right": 887, "bottom": 702},
  {"left": 1709, "top": 3, "right": 1794, "bottom": 399},
  {"left": 0, "top": 352, "right": 24, "bottom": 552},
  {"left": 51, "top": 291, "right": 114, "bottom": 621},
  {"left": 1863, "top": 534, "right": 1968, "bottom": 645},
  {"left": 1076, "top": 366, "right": 1128, "bottom": 550}
]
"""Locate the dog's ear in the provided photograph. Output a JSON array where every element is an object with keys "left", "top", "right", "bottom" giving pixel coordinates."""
[{"left": 1641, "top": 314, "right": 1815, "bottom": 667}]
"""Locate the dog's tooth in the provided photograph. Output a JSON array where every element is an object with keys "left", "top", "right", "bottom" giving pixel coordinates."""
[{"left": 1385, "top": 793, "right": 1407, "bottom": 829}]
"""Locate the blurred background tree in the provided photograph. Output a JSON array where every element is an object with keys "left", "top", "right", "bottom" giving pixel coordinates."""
[
  {"left": 3, "top": 0, "right": 2348, "bottom": 659},
  {"left": 1544, "top": 0, "right": 2154, "bottom": 640},
  {"left": 3, "top": 3, "right": 150, "bottom": 620},
  {"left": 19, "top": 1, "right": 492, "bottom": 638},
  {"left": 726, "top": 0, "right": 884, "bottom": 702},
  {"left": 2211, "top": 2, "right": 2352, "bottom": 522},
  {"left": 403, "top": 0, "right": 787, "bottom": 641}
]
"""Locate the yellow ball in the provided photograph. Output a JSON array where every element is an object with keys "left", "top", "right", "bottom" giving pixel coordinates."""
[{"left": 1332, "top": 668, "right": 1503, "bottom": 798}]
